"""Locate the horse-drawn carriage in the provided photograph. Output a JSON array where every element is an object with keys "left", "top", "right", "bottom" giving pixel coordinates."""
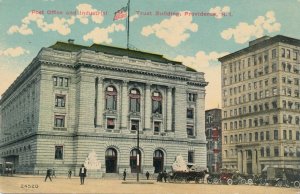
[{"left": 167, "top": 170, "right": 207, "bottom": 183}]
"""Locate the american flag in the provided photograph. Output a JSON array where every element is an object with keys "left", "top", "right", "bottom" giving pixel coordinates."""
[{"left": 113, "top": 6, "right": 128, "bottom": 21}]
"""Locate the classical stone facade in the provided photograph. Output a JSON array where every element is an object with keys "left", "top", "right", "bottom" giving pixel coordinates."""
[
  {"left": 219, "top": 35, "right": 300, "bottom": 174},
  {"left": 0, "top": 41, "right": 208, "bottom": 176},
  {"left": 205, "top": 108, "right": 222, "bottom": 173}
]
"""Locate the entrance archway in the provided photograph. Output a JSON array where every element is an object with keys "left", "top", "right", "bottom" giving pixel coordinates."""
[
  {"left": 105, "top": 148, "right": 117, "bottom": 173},
  {"left": 130, "top": 149, "right": 141, "bottom": 173},
  {"left": 153, "top": 150, "right": 164, "bottom": 173}
]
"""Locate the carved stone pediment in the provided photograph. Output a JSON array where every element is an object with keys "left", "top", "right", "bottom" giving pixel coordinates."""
[
  {"left": 104, "top": 109, "right": 117, "bottom": 116},
  {"left": 152, "top": 113, "right": 163, "bottom": 120}
]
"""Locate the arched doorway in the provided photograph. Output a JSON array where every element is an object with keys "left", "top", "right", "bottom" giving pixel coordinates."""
[
  {"left": 130, "top": 149, "right": 141, "bottom": 173},
  {"left": 153, "top": 150, "right": 164, "bottom": 173},
  {"left": 105, "top": 148, "right": 117, "bottom": 173}
]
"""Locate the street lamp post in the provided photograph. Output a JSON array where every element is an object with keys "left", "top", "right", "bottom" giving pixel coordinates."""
[{"left": 137, "top": 127, "right": 140, "bottom": 182}]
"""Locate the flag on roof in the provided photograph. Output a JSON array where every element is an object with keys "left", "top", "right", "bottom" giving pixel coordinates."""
[{"left": 113, "top": 6, "right": 128, "bottom": 21}]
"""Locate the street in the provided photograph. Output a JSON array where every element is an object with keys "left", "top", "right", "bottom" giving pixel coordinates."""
[{"left": 0, "top": 175, "right": 299, "bottom": 194}]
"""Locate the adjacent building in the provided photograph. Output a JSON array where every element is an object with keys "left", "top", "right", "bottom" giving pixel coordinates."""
[
  {"left": 205, "top": 108, "right": 222, "bottom": 172},
  {"left": 0, "top": 40, "right": 208, "bottom": 176},
  {"left": 219, "top": 35, "right": 300, "bottom": 174}
]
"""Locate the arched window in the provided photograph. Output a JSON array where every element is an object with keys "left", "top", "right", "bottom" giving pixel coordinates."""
[
  {"left": 105, "top": 148, "right": 117, "bottom": 173},
  {"left": 129, "top": 88, "right": 140, "bottom": 112},
  {"left": 106, "top": 86, "right": 117, "bottom": 110},
  {"left": 152, "top": 91, "right": 162, "bottom": 114},
  {"left": 130, "top": 149, "right": 141, "bottom": 173},
  {"left": 153, "top": 150, "right": 164, "bottom": 173}
]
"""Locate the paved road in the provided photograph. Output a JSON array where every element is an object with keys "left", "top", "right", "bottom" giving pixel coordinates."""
[{"left": 0, "top": 175, "right": 299, "bottom": 194}]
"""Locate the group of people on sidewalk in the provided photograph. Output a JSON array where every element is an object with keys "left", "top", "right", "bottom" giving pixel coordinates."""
[{"left": 45, "top": 165, "right": 155, "bottom": 184}]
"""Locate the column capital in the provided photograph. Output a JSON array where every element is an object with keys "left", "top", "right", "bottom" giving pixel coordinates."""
[
  {"left": 98, "top": 77, "right": 104, "bottom": 83},
  {"left": 122, "top": 80, "right": 129, "bottom": 86}
]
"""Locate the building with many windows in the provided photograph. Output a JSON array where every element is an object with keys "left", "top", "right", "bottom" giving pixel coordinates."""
[
  {"left": 205, "top": 108, "right": 222, "bottom": 173},
  {"left": 0, "top": 40, "right": 208, "bottom": 176},
  {"left": 219, "top": 35, "right": 300, "bottom": 174}
]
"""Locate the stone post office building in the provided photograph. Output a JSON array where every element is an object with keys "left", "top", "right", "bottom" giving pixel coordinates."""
[{"left": 0, "top": 40, "right": 208, "bottom": 175}]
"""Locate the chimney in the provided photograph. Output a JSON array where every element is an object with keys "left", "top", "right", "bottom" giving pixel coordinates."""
[{"left": 68, "top": 39, "right": 75, "bottom": 44}]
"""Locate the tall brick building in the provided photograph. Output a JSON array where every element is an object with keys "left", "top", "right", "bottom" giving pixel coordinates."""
[
  {"left": 219, "top": 35, "right": 300, "bottom": 174},
  {"left": 205, "top": 108, "right": 222, "bottom": 173},
  {"left": 0, "top": 40, "right": 208, "bottom": 176}
]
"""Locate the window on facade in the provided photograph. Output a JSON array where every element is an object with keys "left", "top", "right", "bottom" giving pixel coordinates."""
[
  {"left": 55, "top": 146, "right": 63, "bottom": 160},
  {"left": 53, "top": 77, "right": 58, "bottom": 86},
  {"left": 260, "top": 132, "right": 264, "bottom": 141},
  {"left": 188, "top": 151, "right": 194, "bottom": 163},
  {"left": 260, "top": 147, "right": 264, "bottom": 157},
  {"left": 296, "top": 131, "right": 300, "bottom": 140},
  {"left": 54, "top": 115, "right": 65, "bottom": 127},
  {"left": 55, "top": 95, "right": 66, "bottom": 107},
  {"left": 106, "top": 86, "right": 117, "bottom": 110},
  {"left": 152, "top": 92, "right": 162, "bottom": 114},
  {"left": 255, "top": 132, "right": 258, "bottom": 141},
  {"left": 281, "top": 48, "right": 285, "bottom": 58},
  {"left": 188, "top": 93, "right": 197, "bottom": 102},
  {"left": 129, "top": 89, "right": 140, "bottom": 112},
  {"left": 131, "top": 120, "right": 139, "bottom": 131},
  {"left": 187, "top": 108, "right": 194, "bottom": 119},
  {"left": 230, "top": 135, "right": 233, "bottom": 143},
  {"left": 249, "top": 133, "right": 252, "bottom": 142},
  {"left": 107, "top": 118, "right": 115, "bottom": 129},
  {"left": 283, "top": 130, "right": 287, "bottom": 140},
  {"left": 272, "top": 49, "right": 276, "bottom": 59},
  {"left": 224, "top": 136, "right": 228, "bottom": 144},
  {"left": 266, "top": 147, "right": 270, "bottom": 157},
  {"left": 287, "top": 49, "right": 291, "bottom": 58},
  {"left": 154, "top": 121, "right": 161, "bottom": 133},
  {"left": 187, "top": 125, "right": 194, "bottom": 136},
  {"left": 274, "top": 130, "right": 278, "bottom": 140},
  {"left": 274, "top": 147, "right": 279, "bottom": 157},
  {"left": 289, "top": 130, "right": 292, "bottom": 140}
]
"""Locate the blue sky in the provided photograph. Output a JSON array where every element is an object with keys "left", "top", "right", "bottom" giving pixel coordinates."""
[{"left": 0, "top": 0, "right": 299, "bottom": 109}]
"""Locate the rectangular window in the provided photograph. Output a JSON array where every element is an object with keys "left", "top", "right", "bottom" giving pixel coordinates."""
[
  {"left": 55, "top": 146, "right": 63, "bottom": 160},
  {"left": 54, "top": 115, "right": 65, "bottom": 127},
  {"left": 187, "top": 108, "right": 194, "bottom": 119},
  {"left": 283, "top": 130, "right": 287, "bottom": 140},
  {"left": 289, "top": 130, "right": 292, "bottom": 140},
  {"left": 274, "top": 130, "right": 278, "bottom": 140},
  {"left": 188, "top": 151, "right": 194, "bottom": 163},
  {"left": 59, "top": 77, "right": 63, "bottom": 86},
  {"left": 107, "top": 118, "right": 116, "bottom": 129},
  {"left": 53, "top": 76, "right": 58, "bottom": 86},
  {"left": 64, "top": 78, "right": 69, "bottom": 87},
  {"left": 266, "top": 147, "right": 270, "bottom": 157},
  {"left": 274, "top": 147, "right": 279, "bottom": 157},
  {"left": 272, "top": 49, "right": 276, "bottom": 59},
  {"left": 154, "top": 121, "right": 161, "bottom": 133},
  {"left": 55, "top": 95, "right": 66, "bottom": 107},
  {"left": 266, "top": 131, "right": 270, "bottom": 140},
  {"left": 131, "top": 120, "right": 139, "bottom": 131},
  {"left": 187, "top": 125, "right": 194, "bottom": 136}
]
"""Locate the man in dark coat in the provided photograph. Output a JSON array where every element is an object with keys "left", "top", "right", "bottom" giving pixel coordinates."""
[
  {"left": 44, "top": 169, "right": 52, "bottom": 182},
  {"left": 79, "top": 164, "right": 87, "bottom": 185},
  {"left": 123, "top": 169, "right": 127, "bottom": 181},
  {"left": 146, "top": 171, "right": 150, "bottom": 180}
]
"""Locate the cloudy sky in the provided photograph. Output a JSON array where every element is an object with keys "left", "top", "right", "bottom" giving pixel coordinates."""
[{"left": 0, "top": 0, "right": 299, "bottom": 109}]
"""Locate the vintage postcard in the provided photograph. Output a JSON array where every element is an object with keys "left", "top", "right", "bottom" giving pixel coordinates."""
[{"left": 0, "top": 0, "right": 299, "bottom": 194}]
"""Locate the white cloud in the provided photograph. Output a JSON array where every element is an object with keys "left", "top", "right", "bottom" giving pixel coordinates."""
[
  {"left": 221, "top": 11, "right": 281, "bottom": 44},
  {"left": 7, "top": 4, "right": 104, "bottom": 36},
  {"left": 141, "top": 11, "right": 198, "bottom": 47},
  {"left": 83, "top": 23, "right": 125, "bottom": 44},
  {"left": 129, "top": 14, "right": 139, "bottom": 22},
  {"left": 76, "top": 4, "right": 104, "bottom": 24},
  {"left": 175, "top": 51, "right": 228, "bottom": 109},
  {"left": 0, "top": 47, "right": 30, "bottom": 57},
  {"left": 209, "top": 6, "right": 230, "bottom": 19},
  {"left": 175, "top": 51, "right": 229, "bottom": 70}
]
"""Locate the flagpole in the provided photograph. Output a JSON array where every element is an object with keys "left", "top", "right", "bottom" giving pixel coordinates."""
[{"left": 127, "top": 0, "right": 130, "bottom": 49}]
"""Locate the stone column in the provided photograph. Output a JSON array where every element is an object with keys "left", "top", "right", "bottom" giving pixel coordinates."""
[
  {"left": 121, "top": 80, "right": 128, "bottom": 130},
  {"left": 166, "top": 86, "right": 173, "bottom": 131},
  {"left": 96, "top": 77, "right": 104, "bottom": 128},
  {"left": 252, "top": 149, "right": 257, "bottom": 175},
  {"left": 243, "top": 150, "right": 247, "bottom": 174},
  {"left": 144, "top": 83, "right": 151, "bottom": 130},
  {"left": 237, "top": 150, "right": 242, "bottom": 173}
]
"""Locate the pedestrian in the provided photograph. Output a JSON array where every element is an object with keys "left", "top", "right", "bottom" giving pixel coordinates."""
[
  {"left": 68, "top": 169, "right": 72, "bottom": 179},
  {"left": 163, "top": 170, "right": 167, "bottom": 182},
  {"left": 146, "top": 171, "right": 150, "bottom": 180},
  {"left": 44, "top": 168, "right": 52, "bottom": 182},
  {"left": 79, "top": 164, "right": 87, "bottom": 185},
  {"left": 52, "top": 168, "right": 56, "bottom": 178},
  {"left": 123, "top": 169, "right": 127, "bottom": 181}
]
